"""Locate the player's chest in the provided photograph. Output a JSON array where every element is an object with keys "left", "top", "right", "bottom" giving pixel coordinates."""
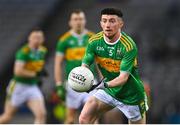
[
  {"left": 95, "top": 43, "right": 124, "bottom": 60},
  {"left": 67, "top": 36, "right": 89, "bottom": 47},
  {"left": 28, "top": 51, "right": 45, "bottom": 61}
]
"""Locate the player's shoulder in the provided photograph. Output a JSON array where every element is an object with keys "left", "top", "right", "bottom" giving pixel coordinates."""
[
  {"left": 88, "top": 31, "right": 103, "bottom": 43},
  {"left": 86, "top": 30, "right": 95, "bottom": 37},
  {"left": 120, "top": 32, "right": 137, "bottom": 52},
  {"left": 59, "top": 31, "right": 72, "bottom": 42},
  {"left": 18, "top": 44, "right": 30, "bottom": 54},
  {"left": 39, "top": 45, "right": 48, "bottom": 53}
]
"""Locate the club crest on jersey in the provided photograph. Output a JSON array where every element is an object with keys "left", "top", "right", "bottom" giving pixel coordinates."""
[
  {"left": 69, "top": 40, "right": 74, "bottom": 45},
  {"left": 116, "top": 48, "right": 122, "bottom": 59}
]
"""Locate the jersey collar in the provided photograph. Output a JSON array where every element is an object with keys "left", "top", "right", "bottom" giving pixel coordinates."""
[
  {"left": 103, "top": 33, "right": 121, "bottom": 45},
  {"left": 70, "top": 29, "right": 88, "bottom": 38}
]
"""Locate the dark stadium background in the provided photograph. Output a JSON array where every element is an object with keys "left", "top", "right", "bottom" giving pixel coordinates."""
[{"left": 0, "top": 0, "right": 180, "bottom": 123}]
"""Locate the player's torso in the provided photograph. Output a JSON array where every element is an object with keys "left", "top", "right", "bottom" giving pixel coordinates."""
[
  {"left": 91, "top": 32, "right": 144, "bottom": 104},
  {"left": 62, "top": 31, "right": 94, "bottom": 77},
  {"left": 95, "top": 39, "right": 124, "bottom": 74},
  {"left": 23, "top": 46, "right": 46, "bottom": 72},
  {"left": 91, "top": 33, "right": 126, "bottom": 80},
  {"left": 64, "top": 34, "right": 90, "bottom": 61},
  {"left": 14, "top": 45, "right": 47, "bottom": 84}
]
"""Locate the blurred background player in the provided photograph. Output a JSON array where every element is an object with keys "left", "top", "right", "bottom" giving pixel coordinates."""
[
  {"left": 54, "top": 10, "right": 95, "bottom": 123},
  {"left": 0, "top": 28, "right": 47, "bottom": 124}
]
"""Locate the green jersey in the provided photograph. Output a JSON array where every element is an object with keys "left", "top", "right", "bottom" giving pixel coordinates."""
[
  {"left": 56, "top": 30, "right": 95, "bottom": 79},
  {"left": 82, "top": 31, "right": 145, "bottom": 105},
  {"left": 13, "top": 44, "right": 47, "bottom": 84}
]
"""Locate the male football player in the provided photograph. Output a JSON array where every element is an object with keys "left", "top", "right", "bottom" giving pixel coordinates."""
[
  {"left": 79, "top": 8, "right": 149, "bottom": 124},
  {"left": 0, "top": 28, "right": 47, "bottom": 124},
  {"left": 54, "top": 10, "right": 95, "bottom": 123}
]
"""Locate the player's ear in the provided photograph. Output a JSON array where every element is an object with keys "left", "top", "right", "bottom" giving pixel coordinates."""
[
  {"left": 28, "top": 32, "right": 32, "bottom": 42},
  {"left": 68, "top": 20, "right": 72, "bottom": 28},
  {"left": 100, "top": 20, "right": 103, "bottom": 29},
  {"left": 119, "top": 18, "right": 124, "bottom": 28},
  {"left": 84, "top": 18, "right": 87, "bottom": 25}
]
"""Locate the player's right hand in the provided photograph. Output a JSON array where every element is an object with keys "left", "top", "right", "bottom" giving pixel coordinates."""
[
  {"left": 36, "top": 69, "right": 48, "bottom": 77},
  {"left": 55, "top": 85, "right": 66, "bottom": 101},
  {"left": 87, "top": 78, "right": 108, "bottom": 93}
]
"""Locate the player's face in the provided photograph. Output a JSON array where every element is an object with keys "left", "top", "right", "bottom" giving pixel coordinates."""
[
  {"left": 69, "top": 12, "right": 86, "bottom": 33},
  {"left": 100, "top": 15, "right": 123, "bottom": 38},
  {"left": 28, "top": 31, "right": 44, "bottom": 47}
]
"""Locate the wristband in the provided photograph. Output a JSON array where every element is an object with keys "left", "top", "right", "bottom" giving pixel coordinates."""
[
  {"left": 105, "top": 82, "right": 109, "bottom": 88},
  {"left": 56, "top": 81, "right": 63, "bottom": 86}
]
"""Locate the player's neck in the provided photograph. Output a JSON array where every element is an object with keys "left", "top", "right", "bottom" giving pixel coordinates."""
[
  {"left": 104, "top": 31, "right": 121, "bottom": 44},
  {"left": 28, "top": 43, "right": 39, "bottom": 50},
  {"left": 71, "top": 29, "right": 87, "bottom": 37}
]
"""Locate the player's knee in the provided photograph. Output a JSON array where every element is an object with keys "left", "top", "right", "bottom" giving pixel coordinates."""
[
  {"left": 79, "top": 112, "right": 95, "bottom": 124},
  {"left": 0, "top": 113, "right": 13, "bottom": 123},
  {"left": 5, "top": 114, "right": 13, "bottom": 121},
  {"left": 79, "top": 97, "right": 98, "bottom": 124},
  {"left": 35, "top": 110, "right": 46, "bottom": 121},
  {"left": 65, "top": 116, "right": 74, "bottom": 124},
  {"left": 79, "top": 114, "right": 89, "bottom": 124}
]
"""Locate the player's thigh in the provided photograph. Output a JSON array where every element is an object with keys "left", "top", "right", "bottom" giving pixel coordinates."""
[
  {"left": 4, "top": 80, "right": 19, "bottom": 116},
  {"left": 116, "top": 99, "right": 147, "bottom": 123},
  {"left": 3, "top": 100, "right": 17, "bottom": 117},
  {"left": 26, "top": 86, "right": 46, "bottom": 117},
  {"left": 65, "top": 107, "right": 77, "bottom": 123},
  {"left": 81, "top": 96, "right": 113, "bottom": 119},
  {"left": 102, "top": 108, "right": 126, "bottom": 124},
  {"left": 66, "top": 84, "right": 86, "bottom": 109},
  {"left": 27, "top": 99, "right": 46, "bottom": 117}
]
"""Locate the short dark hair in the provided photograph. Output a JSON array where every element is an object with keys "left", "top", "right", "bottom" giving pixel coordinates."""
[
  {"left": 71, "top": 9, "right": 84, "bottom": 14},
  {"left": 30, "top": 27, "right": 43, "bottom": 33},
  {"left": 101, "top": 8, "right": 123, "bottom": 18},
  {"left": 69, "top": 9, "right": 85, "bottom": 19}
]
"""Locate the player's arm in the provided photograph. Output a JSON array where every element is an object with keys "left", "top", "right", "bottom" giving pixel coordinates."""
[
  {"left": 82, "top": 42, "right": 95, "bottom": 67},
  {"left": 54, "top": 54, "right": 64, "bottom": 86},
  {"left": 14, "top": 50, "right": 36, "bottom": 77},
  {"left": 95, "top": 63, "right": 103, "bottom": 79},
  {"left": 107, "top": 47, "right": 137, "bottom": 87},
  {"left": 54, "top": 40, "right": 66, "bottom": 101},
  {"left": 14, "top": 61, "right": 36, "bottom": 77},
  {"left": 54, "top": 39, "right": 66, "bottom": 86},
  {"left": 107, "top": 72, "right": 129, "bottom": 87},
  {"left": 96, "top": 47, "right": 137, "bottom": 89}
]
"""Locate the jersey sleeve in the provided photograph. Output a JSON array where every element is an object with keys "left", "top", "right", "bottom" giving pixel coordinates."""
[
  {"left": 15, "top": 50, "right": 28, "bottom": 62},
  {"left": 82, "top": 42, "right": 95, "bottom": 66},
  {"left": 56, "top": 40, "right": 67, "bottom": 55},
  {"left": 120, "top": 46, "right": 137, "bottom": 73}
]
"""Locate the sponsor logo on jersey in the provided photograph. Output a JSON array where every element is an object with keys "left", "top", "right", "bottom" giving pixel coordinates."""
[
  {"left": 25, "top": 60, "right": 45, "bottom": 72},
  {"left": 95, "top": 56, "right": 121, "bottom": 73},
  {"left": 65, "top": 47, "right": 85, "bottom": 60}
]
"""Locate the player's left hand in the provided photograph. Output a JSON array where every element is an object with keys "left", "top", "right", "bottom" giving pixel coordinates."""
[{"left": 55, "top": 85, "right": 66, "bottom": 101}]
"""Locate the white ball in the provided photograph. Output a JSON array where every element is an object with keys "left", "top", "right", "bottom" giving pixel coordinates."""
[{"left": 68, "top": 66, "right": 94, "bottom": 92}]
